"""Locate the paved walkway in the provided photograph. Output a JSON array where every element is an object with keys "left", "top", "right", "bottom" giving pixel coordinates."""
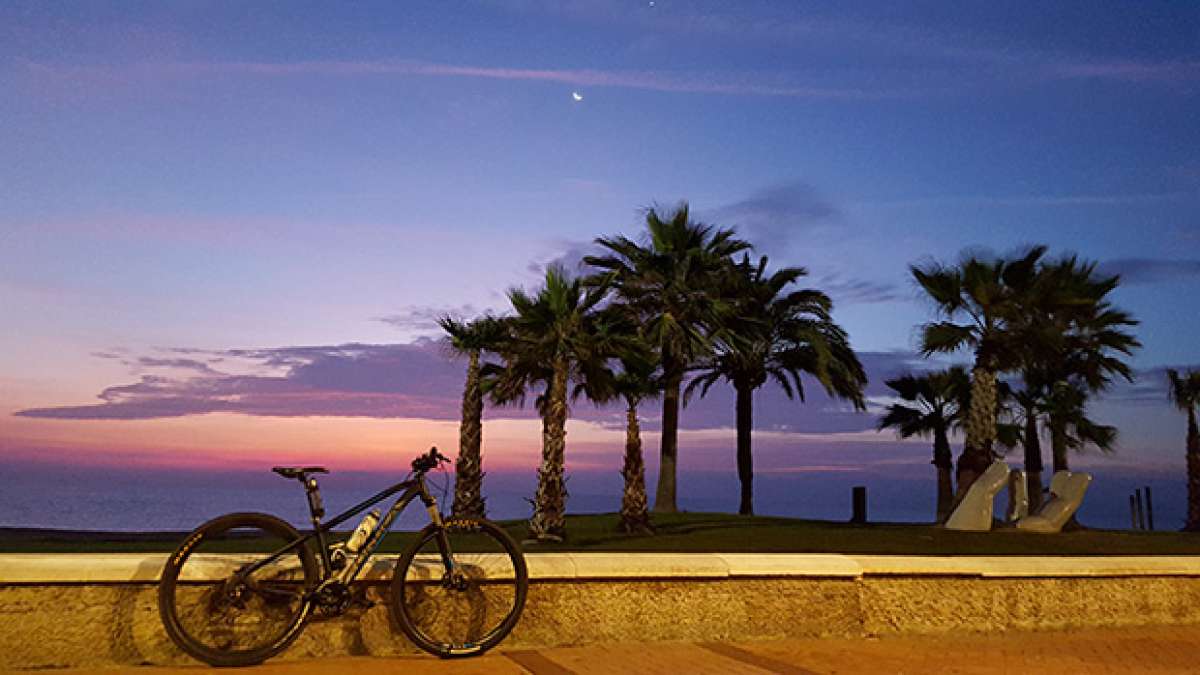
[{"left": 43, "top": 625, "right": 1200, "bottom": 674}]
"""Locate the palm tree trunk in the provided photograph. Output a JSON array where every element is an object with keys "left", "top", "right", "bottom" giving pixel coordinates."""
[
  {"left": 452, "top": 350, "right": 486, "bottom": 519},
  {"left": 932, "top": 426, "right": 954, "bottom": 523},
  {"left": 956, "top": 365, "right": 998, "bottom": 498},
  {"left": 1186, "top": 408, "right": 1200, "bottom": 531},
  {"left": 529, "top": 359, "right": 569, "bottom": 541},
  {"left": 619, "top": 402, "right": 653, "bottom": 534},
  {"left": 653, "top": 366, "right": 682, "bottom": 514},
  {"left": 1047, "top": 413, "right": 1082, "bottom": 529},
  {"left": 1023, "top": 405, "right": 1044, "bottom": 513},
  {"left": 735, "top": 383, "right": 754, "bottom": 516},
  {"left": 1050, "top": 413, "right": 1069, "bottom": 473}
]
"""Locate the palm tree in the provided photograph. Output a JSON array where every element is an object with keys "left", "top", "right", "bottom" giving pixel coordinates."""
[
  {"left": 586, "top": 203, "right": 751, "bottom": 513},
  {"left": 610, "top": 352, "right": 660, "bottom": 534},
  {"left": 563, "top": 309, "right": 659, "bottom": 535},
  {"left": 1018, "top": 256, "right": 1138, "bottom": 508},
  {"left": 1168, "top": 368, "right": 1200, "bottom": 530},
  {"left": 1037, "top": 256, "right": 1139, "bottom": 389},
  {"left": 911, "top": 247, "right": 1046, "bottom": 496},
  {"left": 488, "top": 266, "right": 616, "bottom": 541},
  {"left": 1042, "top": 379, "right": 1118, "bottom": 474},
  {"left": 685, "top": 255, "right": 867, "bottom": 515},
  {"left": 1013, "top": 383, "right": 1048, "bottom": 512},
  {"left": 878, "top": 366, "right": 970, "bottom": 522},
  {"left": 438, "top": 314, "right": 506, "bottom": 520}
]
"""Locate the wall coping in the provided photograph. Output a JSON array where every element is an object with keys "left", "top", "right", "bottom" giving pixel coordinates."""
[{"left": 3, "top": 553, "right": 1200, "bottom": 583}]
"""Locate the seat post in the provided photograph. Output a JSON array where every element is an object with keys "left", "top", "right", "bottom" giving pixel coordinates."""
[{"left": 304, "top": 475, "right": 325, "bottom": 525}]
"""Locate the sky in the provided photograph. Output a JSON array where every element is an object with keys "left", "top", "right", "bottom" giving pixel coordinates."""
[{"left": 2, "top": 1, "right": 1199, "bottom": 528}]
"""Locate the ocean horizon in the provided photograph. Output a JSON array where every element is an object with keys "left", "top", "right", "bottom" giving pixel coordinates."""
[{"left": 2, "top": 460, "right": 1186, "bottom": 534}]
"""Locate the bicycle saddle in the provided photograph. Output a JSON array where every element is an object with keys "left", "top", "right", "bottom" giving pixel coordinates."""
[{"left": 271, "top": 466, "right": 329, "bottom": 479}]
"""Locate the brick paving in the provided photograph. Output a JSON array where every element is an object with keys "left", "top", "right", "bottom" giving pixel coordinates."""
[
  {"left": 734, "top": 625, "right": 1200, "bottom": 674},
  {"left": 39, "top": 625, "right": 1200, "bottom": 674}
]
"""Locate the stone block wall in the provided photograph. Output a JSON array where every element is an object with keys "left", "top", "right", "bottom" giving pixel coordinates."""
[{"left": 3, "top": 554, "right": 1200, "bottom": 670}]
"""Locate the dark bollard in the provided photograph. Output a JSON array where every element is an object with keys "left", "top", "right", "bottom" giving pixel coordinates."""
[
  {"left": 1135, "top": 489, "right": 1146, "bottom": 530},
  {"left": 851, "top": 486, "right": 867, "bottom": 524},
  {"left": 1129, "top": 494, "right": 1138, "bottom": 530},
  {"left": 1145, "top": 485, "right": 1155, "bottom": 531}
]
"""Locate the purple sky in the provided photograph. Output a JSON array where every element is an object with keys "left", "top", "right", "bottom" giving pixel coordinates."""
[{"left": 2, "top": 1, "right": 1198, "bottom": 526}]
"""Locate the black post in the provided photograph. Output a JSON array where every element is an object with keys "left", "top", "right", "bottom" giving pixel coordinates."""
[
  {"left": 1144, "top": 485, "right": 1155, "bottom": 531},
  {"left": 851, "top": 486, "right": 867, "bottom": 524},
  {"left": 1135, "top": 488, "right": 1146, "bottom": 530},
  {"left": 1129, "top": 494, "right": 1138, "bottom": 530}
]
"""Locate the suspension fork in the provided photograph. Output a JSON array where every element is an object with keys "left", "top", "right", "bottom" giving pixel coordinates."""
[{"left": 418, "top": 480, "right": 456, "bottom": 574}]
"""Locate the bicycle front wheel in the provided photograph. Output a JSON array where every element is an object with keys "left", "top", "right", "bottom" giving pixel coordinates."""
[
  {"left": 391, "top": 519, "right": 528, "bottom": 657},
  {"left": 158, "top": 512, "right": 318, "bottom": 667}
]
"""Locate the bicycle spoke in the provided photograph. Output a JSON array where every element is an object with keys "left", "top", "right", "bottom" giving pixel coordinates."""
[
  {"left": 393, "top": 520, "right": 527, "bottom": 655},
  {"left": 159, "top": 515, "right": 314, "bottom": 666}
]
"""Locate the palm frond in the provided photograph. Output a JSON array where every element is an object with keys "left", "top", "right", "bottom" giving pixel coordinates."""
[{"left": 919, "top": 322, "right": 975, "bottom": 355}]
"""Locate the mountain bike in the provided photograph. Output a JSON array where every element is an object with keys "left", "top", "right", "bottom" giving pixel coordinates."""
[{"left": 157, "top": 447, "right": 528, "bottom": 667}]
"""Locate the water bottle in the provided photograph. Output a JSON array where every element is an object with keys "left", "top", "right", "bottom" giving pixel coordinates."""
[{"left": 346, "top": 509, "right": 380, "bottom": 552}]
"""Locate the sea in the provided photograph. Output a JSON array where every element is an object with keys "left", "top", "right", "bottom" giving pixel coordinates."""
[{"left": 0, "top": 461, "right": 1186, "bottom": 533}]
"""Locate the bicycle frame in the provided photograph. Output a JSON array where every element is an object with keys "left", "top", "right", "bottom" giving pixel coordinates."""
[{"left": 240, "top": 472, "right": 451, "bottom": 593}]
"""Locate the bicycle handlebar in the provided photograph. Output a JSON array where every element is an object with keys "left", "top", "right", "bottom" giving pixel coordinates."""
[{"left": 411, "top": 446, "right": 450, "bottom": 474}]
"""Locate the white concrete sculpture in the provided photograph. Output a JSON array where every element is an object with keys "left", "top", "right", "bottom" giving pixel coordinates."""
[
  {"left": 1006, "top": 470, "right": 1029, "bottom": 522},
  {"left": 1016, "top": 471, "right": 1092, "bottom": 533},
  {"left": 944, "top": 461, "right": 1011, "bottom": 531}
]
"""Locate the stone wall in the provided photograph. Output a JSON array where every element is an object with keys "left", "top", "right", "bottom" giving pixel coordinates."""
[{"left": 2, "top": 554, "right": 1199, "bottom": 670}]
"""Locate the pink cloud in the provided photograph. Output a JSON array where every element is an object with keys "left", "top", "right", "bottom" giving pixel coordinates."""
[{"left": 13, "top": 340, "right": 923, "bottom": 437}]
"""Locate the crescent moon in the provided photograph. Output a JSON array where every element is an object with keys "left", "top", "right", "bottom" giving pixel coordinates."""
[{"left": 572, "top": 92, "right": 583, "bottom": 102}]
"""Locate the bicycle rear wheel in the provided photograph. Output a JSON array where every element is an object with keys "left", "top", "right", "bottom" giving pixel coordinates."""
[
  {"left": 158, "top": 512, "right": 317, "bottom": 667},
  {"left": 391, "top": 519, "right": 528, "bottom": 657}
]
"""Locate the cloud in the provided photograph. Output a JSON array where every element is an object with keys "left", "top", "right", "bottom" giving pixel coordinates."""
[
  {"left": 17, "top": 7, "right": 1200, "bottom": 112},
  {"left": 860, "top": 191, "right": 1197, "bottom": 210},
  {"left": 134, "top": 357, "right": 223, "bottom": 375},
  {"left": 1097, "top": 258, "right": 1200, "bottom": 285},
  {"left": 1049, "top": 60, "right": 1200, "bottom": 85},
  {"left": 16, "top": 342, "right": 470, "bottom": 421},
  {"left": 812, "top": 273, "right": 902, "bottom": 305},
  {"left": 703, "top": 182, "right": 901, "bottom": 307},
  {"left": 15, "top": 340, "right": 939, "bottom": 437},
  {"left": 85, "top": 349, "right": 225, "bottom": 375},
  {"left": 528, "top": 188, "right": 893, "bottom": 307},
  {"left": 492, "top": 1, "right": 1200, "bottom": 91},
  {"left": 1101, "top": 364, "right": 1200, "bottom": 405},
  {"left": 527, "top": 239, "right": 610, "bottom": 276},
  {"left": 707, "top": 182, "right": 841, "bottom": 248},
  {"left": 486, "top": 1, "right": 1038, "bottom": 69},
  {"left": 21, "top": 59, "right": 893, "bottom": 100},
  {"left": 90, "top": 350, "right": 129, "bottom": 360},
  {"left": 376, "top": 304, "right": 492, "bottom": 333}
]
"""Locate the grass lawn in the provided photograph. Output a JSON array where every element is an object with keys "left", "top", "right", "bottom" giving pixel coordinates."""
[{"left": 3, "top": 512, "right": 1200, "bottom": 555}]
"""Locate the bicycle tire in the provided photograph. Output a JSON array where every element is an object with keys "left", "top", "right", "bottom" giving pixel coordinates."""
[
  {"left": 391, "top": 518, "right": 528, "bottom": 657},
  {"left": 158, "top": 512, "right": 318, "bottom": 667}
]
